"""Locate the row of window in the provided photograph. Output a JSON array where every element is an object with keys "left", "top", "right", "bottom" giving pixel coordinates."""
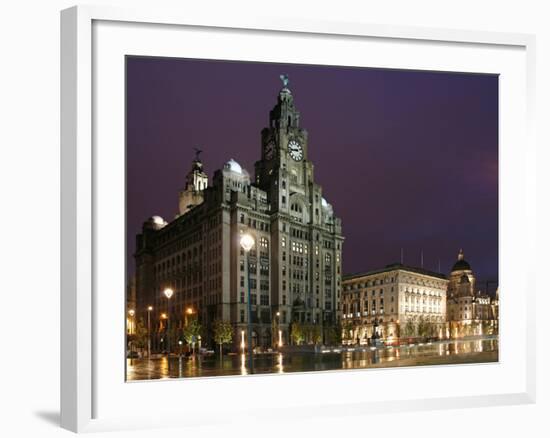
[{"left": 239, "top": 214, "right": 270, "bottom": 232}]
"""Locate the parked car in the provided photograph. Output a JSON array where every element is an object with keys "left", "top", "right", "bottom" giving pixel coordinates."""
[{"left": 126, "top": 351, "right": 139, "bottom": 359}]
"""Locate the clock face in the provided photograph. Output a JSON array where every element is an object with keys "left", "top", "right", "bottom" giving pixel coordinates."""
[
  {"left": 288, "top": 140, "right": 303, "bottom": 161},
  {"left": 265, "top": 139, "right": 275, "bottom": 160}
]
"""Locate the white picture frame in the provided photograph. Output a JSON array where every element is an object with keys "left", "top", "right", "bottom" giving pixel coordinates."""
[{"left": 61, "top": 4, "right": 536, "bottom": 433}]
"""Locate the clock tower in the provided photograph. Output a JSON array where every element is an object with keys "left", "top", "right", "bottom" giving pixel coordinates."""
[
  {"left": 254, "top": 75, "right": 344, "bottom": 338},
  {"left": 255, "top": 76, "right": 314, "bottom": 216}
]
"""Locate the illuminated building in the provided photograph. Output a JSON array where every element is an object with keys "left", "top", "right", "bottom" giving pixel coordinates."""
[
  {"left": 133, "top": 77, "right": 344, "bottom": 350},
  {"left": 342, "top": 264, "right": 448, "bottom": 344},
  {"left": 446, "top": 249, "right": 498, "bottom": 337}
]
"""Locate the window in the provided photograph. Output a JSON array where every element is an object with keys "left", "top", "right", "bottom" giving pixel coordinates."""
[
  {"left": 240, "top": 291, "right": 245, "bottom": 303},
  {"left": 240, "top": 276, "right": 244, "bottom": 287},
  {"left": 282, "top": 195, "right": 286, "bottom": 204}
]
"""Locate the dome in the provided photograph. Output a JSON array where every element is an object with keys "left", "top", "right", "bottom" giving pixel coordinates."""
[
  {"left": 452, "top": 259, "right": 471, "bottom": 271},
  {"left": 452, "top": 249, "right": 471, "bottom": 272},
  {"left": 144, "top": 215, "right": 167, "bottom": 230},
  {"left": 224, "top": 159, "right": 242, "bottom": 174},
  {"left": 321, "top": 197, "right": 328, "bottom": 208},
  {"left": 151, "top": 215, "right": 166, "bottom": 226}
]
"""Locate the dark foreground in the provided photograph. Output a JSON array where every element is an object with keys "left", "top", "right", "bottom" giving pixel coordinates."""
[{"left": 126, "top": 337, "right": 498, "bottom": 381}]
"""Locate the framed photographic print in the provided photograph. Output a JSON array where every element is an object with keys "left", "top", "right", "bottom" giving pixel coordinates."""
[{"left": 61, "top": 5, "right": 536, "bottom": 433}]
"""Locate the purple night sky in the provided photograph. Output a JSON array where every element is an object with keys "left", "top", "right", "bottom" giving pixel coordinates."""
[{"left": 126, "top": 56, "right": 498, "bottom": 285}]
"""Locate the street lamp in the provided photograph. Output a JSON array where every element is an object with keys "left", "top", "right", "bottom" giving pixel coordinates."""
[
  {"left": 147, "top": 306, "right": 153, "bottom": 358},
  {"left": 128, "top": 309, "right": 135, "bottom": 334},
  {"left": 240, "top": 233, "right": 255, "bottom": 372},
  {"left": 164, "top": 288, "right": 174, "bottom": 358},
  {"left": 128, "top": 309, "right": 135, "bottom": 357},
  {"left": 185, "top": 306, "right": 193, "bottom": 326},
  {"left": 276, "top": 311, "right": 281, "bottom": 349}
]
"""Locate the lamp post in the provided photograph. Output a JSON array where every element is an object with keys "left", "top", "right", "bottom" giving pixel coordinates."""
[
  {"left": 147, "top": 306, "right": 153, "bottom": 358},
  {"left": 240, "top": 233, "right": 255, "bottom": 373},
  {"left": 276, "top": 311, "right": 282, "bottom": 349},
  {"left": 163, "top": 288, "right": 174, "bottom": 358},
  {"left": 128, "top": 309, "right": 135, "bottom": 357},
  {"left": 185, "top": 306, "right": 193, "bottom": 326},
  {"left": 128, "top": 309, "right": 135, "bottom": 334}
]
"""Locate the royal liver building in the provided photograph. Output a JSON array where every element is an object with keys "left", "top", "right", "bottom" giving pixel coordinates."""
[{"left": 134, "top": 76, "right": 344, "bottom": 350}]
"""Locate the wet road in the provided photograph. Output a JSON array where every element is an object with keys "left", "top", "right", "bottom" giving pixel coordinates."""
[{"left": 126, "top": 337, "right": 498, "bottom": 381}]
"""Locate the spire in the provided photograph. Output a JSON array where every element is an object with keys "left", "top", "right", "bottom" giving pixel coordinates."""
[
  {"left": 279, "top": 73, "right": 290, "bottom": 92},
  {"left": 193, "top": 146, "right": 203, "bottom": 162},
  {"left": 458, "top": 248, "right": 464, "bottom": 261},
  {"left": 178, "top": 149, "right": 208, "bottom": 215},
  {"left": 269, "top": 74, "right": 300, "bottom": 130}
]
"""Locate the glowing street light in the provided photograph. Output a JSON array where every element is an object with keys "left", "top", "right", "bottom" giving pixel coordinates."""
[
  {"left": 240, "top": 233, "right": 254, "bottom": 252},
  {"left": 240, "top": 233, "right": 255, "bottom": 372},
  {"left": 127, "top": 309, "right": 136, "bottom": 335},
  {"left": 147, "top": 306, "right": 153, "bottom": 358},
  {"left": 163, "top": 288, "right": 174, "bottom": 358},
  {"left": 276, "top": 311, "right": 282, "bottom": 349}
]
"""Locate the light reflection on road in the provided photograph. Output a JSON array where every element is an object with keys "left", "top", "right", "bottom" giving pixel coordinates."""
[{"left": 127, "top": 337, "right": 498, "bottom": 381}]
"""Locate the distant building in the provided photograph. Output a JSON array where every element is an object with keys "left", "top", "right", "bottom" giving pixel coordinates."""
[
  {"left": 342, "top": 264, "right": 448, "bottom": 344},
  {"left": 341, "top": 250, "right": 499, "bottom": 344},
  {"left": 133, "top": 78, "right": 344, "bottom": 351},
  {"left": 446, "top": 249, "right": 498, "bottom": 337}
]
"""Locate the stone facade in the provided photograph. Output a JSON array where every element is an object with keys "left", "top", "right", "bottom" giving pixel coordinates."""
[
  {"left": 446, "top": 250, "right": 498, "bottom": 337},
  {"left": 134, "top": 80, "right": 344, "bottom": 351},
  {"left": 341, "top": 250, "right": 499, "bottom": 343},
  {"left": 342, "top": 264, "right": 448, "bottom": 344}
]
